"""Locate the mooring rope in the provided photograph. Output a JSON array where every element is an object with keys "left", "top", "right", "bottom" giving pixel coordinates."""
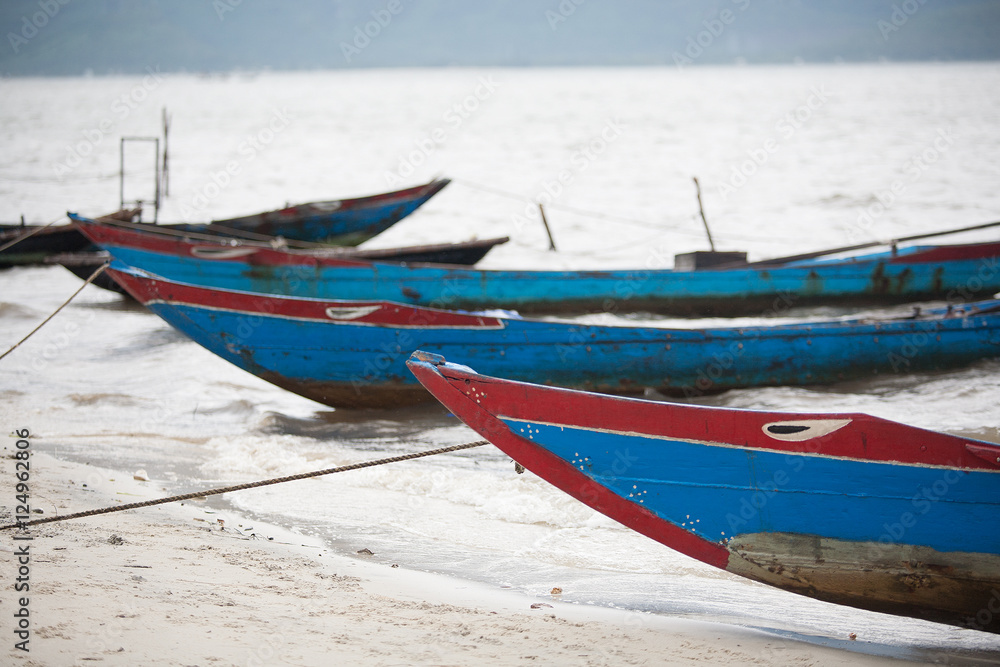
[
  {"left": 0, "top": 440, "right": 489, "bottom": 531},
  {"left": 455, "top": 177, "right": 707, "bottom": 236},
  {"left": 0, "top": 262, "right": 109, "bottom": 363},
  {"left": 0, "top": 216, "right": 67, "bottom": 254},
  {"left": 453, "top": 177, "right": 803, "bottom": 245}
]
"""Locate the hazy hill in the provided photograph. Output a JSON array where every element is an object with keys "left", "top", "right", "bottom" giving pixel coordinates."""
[{"left": 2, "top": 0, "right": 998, "bottom": 76}]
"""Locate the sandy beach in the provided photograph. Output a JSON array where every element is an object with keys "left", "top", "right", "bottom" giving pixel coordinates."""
[
  {"left": 2, "top": 448, "right": 983, "bottom": 666},
  {"left": 3, "top": 60, "right": 1000, "bottom": 666}
]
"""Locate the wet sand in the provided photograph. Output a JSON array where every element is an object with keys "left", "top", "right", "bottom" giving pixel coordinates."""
[{"left": 0, "top": 450, "right": 932, "bottom": 666}]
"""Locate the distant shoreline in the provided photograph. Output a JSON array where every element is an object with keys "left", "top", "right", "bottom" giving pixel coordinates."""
[{"left": 4, "top": 59, "right": 1000, "bottom": 80}]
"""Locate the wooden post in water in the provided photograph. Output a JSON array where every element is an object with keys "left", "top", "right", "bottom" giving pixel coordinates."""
[
  {"left": 693, "top": 177, "right": 716, "bottom": 252},
  {"left": 538, "top": 203, "right": 557, "bottom": 251},
  {"left": 161, "top": 107, "right": 171, "bottom": 198}
]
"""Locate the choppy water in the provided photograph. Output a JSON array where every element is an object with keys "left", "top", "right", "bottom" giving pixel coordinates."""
[{"left": 3, "top": 64, "right": 1000, "bottom": 661}]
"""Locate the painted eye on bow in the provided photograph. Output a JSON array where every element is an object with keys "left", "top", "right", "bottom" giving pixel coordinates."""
[
  {"left": 190, "top": 247, "right": 259, "bottom": 259},
  {"left": 325, "top": 305, "right": 381, "bottom": 320},
  {"left": 761, "top": 419, "right": 852, "bottom": 442}
]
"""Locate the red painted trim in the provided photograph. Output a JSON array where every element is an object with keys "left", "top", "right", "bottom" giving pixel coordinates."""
[
  {"left": 76, "top": 221, "right": 373, "bottom": 268},
  {"left": 966, "top": 443, "right": 1000, "bottom": 469},
  {"left": 79, "top": 215, "right": 1000, "bottom": 274},
  {"left": 408, "top": 358, "right": 732, "bottom": 570},
  {"left": 320, "top": 178, "right": 448, "bottom": 211},
  {"left": 418, "top": 362, "right": 1000, "bottom": 473},
  {"left": 889, "top": 242, "right": 1000, "bottom": 264},
  {"left": 107, "top": 268, "right": 504, "bottom": 328}
]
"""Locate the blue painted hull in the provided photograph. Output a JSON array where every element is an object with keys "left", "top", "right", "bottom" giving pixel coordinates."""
[
  {"left": 109, "top": 265, "right": 1000, "bottom": 407},
  {"left": 183, "top": 178, "right": 451, "bottom": 246},
  {"left": 407, "top": 353, "right": 1000, "bottom": 632},
  {"left": 85, "top": 224, "right": 1000, "bottom": 315},
  {"left": 503, "top": 418, "right": 997, "bottom": 555}
]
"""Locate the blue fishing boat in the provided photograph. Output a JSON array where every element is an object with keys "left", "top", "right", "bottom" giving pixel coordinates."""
[
  {"left": 166, "top": 177, "right": 451, "bottom": 246},
  {"left": 108, "top": 263, "right": 1000, "bottom": 408},
  {"left": 54, "top": 234, "right": 509, "bottom": 295},
  {"left": 75, "top": 214, "right": 1000, "bottom": 316},
  {"left": 407, "top": 351, "right": 1000, "bottom": 633},
  {"left": 3, "top": 179, "right": 449, "bottom": 268}
]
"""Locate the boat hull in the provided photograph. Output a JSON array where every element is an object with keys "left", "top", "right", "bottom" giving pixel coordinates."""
[
  {"left": 79, "top": 217, "right": 1000, "bottom": 316},
  {"left": 107, "top": 265, "right": 1000, "bottom": 407},
  {"left": 176, "top": 178, "right": 450, "bottom": 246},
  {"left": 53, "top": 236, "right": 507, "bottom": 295},
  {"left": 2, "top": 179, "right": 448, "bottom": 267},
  {"left": 0, "top": 224, "right": 91, "bottom": 267},
  {"left": 406, "top": 352, "right": 1000, "bottom": 633}
]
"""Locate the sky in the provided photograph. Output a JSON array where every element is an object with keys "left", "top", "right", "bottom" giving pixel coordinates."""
[{"left": 2, "top": 0, "right": 999, "bottom": 76}]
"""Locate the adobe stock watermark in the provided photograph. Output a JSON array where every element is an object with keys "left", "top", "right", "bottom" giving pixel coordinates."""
[
  {"left": 877, "top": 0, "right": 929, "bottom": 41},
  {"left": 555, "top": 241, "right": 676, "bottom": 362},
  {"left": 340, "top": 0, "right": 405, "bottom": 63},
  {"left": 53, "top": 66, "right": 165, "bottom": 179},
  {"left": 577, "top": 447, "right": 640, "bottom": 508},
  {"left": 28, "top": 311, "right": 97, "bottom": 372},
  {"left": 545, "top": 0, "right": 586, "bottom": 31},
  {"left": 672, "top": 0, "right": 752, "bottom": 68},
  {"left": 722, "top": 428, "right": 843, "bottom": 542},
  {"left": 509, "top": 117, "right": 626, "bottom": 235},
  {"left": 7, "top": 0, "right": 70, "bottom": 55},
  {"left": 677, "top": 292, "right": 799, "bottom": 398},
  {"left": 383, "top": 75, "right": 501, "bottom": 187},
  {"left": 179, "top": 107, "right": 294, "bottom": 220},
  {"left": 717, "top": 84, "right": 830, "bottom": 201},
  {"left": 347, "top": 277, "right": 469, "bottom": 395},
  {"left": 869, "top": 464, "right": 962, "bottom": 558},
  {"left": 846, "top": 127, "right": 955, "bottom": 244},
  {"left": 946, "top": 256, "right": 1000, "bottom": 306},
  {"left": 965, "top": 589, "right": 1000, "bottom": 632},
  {"left": 213, "top": 0, "right": 242, "bottom": 21}
]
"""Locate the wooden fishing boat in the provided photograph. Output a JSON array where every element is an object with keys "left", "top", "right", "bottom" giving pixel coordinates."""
[
  {"left": 0, "top": 210, "right": 138, "bottom": 268},
  {"left": 1, "top": 179, "right": 449, "bottom": 267},
  {"left": 75, "top": 214, "right": 1000, "bottom": 316},
  {"left": 51, "top": 235, "right": 509, "bottom": 294},
  {"left": 165, "top": 177, "right": 450, "bottom": 246},
  {"left": 0, "top": 223, "right": 92, "bottom": 267},
  {"left": 406, "top": 351, "right": 1000, "bottom": 633},
  {"left": 106, "top": 263, "right": 1000, "bottom": 408}
]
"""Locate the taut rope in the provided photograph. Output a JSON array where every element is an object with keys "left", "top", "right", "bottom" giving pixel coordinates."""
[
  {"left": 0, "top": 217, "right": 66, "bottom": 254},
  {"left": 1, "top": 440, "right": 488, "bottom": 530},
  {"left": 0, "top": 262, "right": 109, "bottom": 363}
]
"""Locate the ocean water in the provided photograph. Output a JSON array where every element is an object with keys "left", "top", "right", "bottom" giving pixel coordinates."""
[{"left": 3, "top": 64, "right": 1000, "bottom": 661}]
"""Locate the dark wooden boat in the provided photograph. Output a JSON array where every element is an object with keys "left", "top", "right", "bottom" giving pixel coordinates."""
[
  {"left": 0, "top": 223, "right": 90, "bottom": 266},
  {"left": 0, "top": 210, "right": 137, "bottom": 268},
  {"left": 408, "top": 351, "right": 1000, "bottom": 634}
]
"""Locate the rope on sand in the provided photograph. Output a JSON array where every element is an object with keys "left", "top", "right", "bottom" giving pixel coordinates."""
[
  {"left": 0, "top": 262, "right": 109, "bottom": 363},
  {"left": 1, "top": 440, "right": 488, "bottom": 531}
]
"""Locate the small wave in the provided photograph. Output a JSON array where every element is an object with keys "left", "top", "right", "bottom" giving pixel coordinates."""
[
  {"left": 0, "top": 302, "right": 39, "bottom": 319},
  {"left": 68, "top": 393, "right": 141, "bottom": 407},
  {"left": 255, "top": 406, "right": 454, "bottom": 441},
  {"left": 195, "top": 399, "right": 257, "bottom": 417}
]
